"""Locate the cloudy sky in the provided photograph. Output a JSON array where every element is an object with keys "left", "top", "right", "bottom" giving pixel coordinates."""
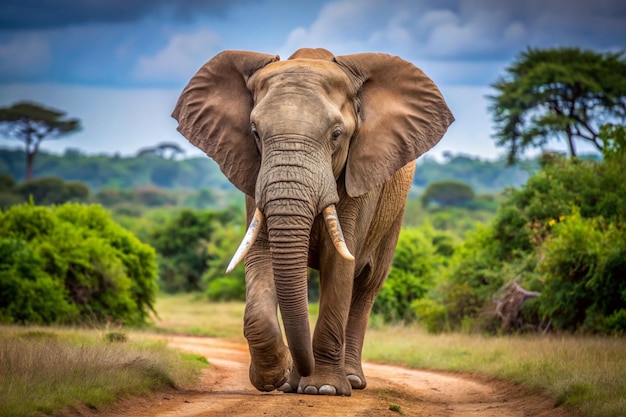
[{"left": 1, "top": 0, "right": 624, "bottom": 160}]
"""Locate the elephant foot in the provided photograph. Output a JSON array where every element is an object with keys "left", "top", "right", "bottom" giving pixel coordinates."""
[
  {"left": 248, "top": 344, "right": 293, "bottom": 392},
  {"left": 277, "top": 366, "right": 301, "bottom": 394},
  {"left": 298, "top": 369, "right": 352, "bottom": 396},
  {"left": 347, "top": 374, "right": 366, "bottom": 389},
  {"left": 345, "top": 362, "right": 367, "bottom": 389}
]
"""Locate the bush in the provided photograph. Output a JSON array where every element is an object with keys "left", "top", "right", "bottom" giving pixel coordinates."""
[
  {"left": 426, "top": 127, "right": 626, "bottom": 334},
  {"left": 373, "top": 227, "right": 454, "bottom": 322},
  {"left": 539, "top": 211, "right": 626, "bottom": 333},
  {"left": 203, "top": 222, "right": 246, "bottom": 301},
  {"left": 0, "top": 203, "right": 158, "bottom": 325},
  {"left": 0, "top": 238, "right": 77, "bottom": 324},
  {"left": 15, "top": 177, "right": 89, "bottom": 205},
  {"left": 421, "top": 180, "right": 475, "bottom": 208},
  {"left": 150, "top": 209, "right": 241, "bottom": 293}
]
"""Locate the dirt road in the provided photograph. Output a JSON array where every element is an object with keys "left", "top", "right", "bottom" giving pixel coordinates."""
[{"left": 94, "top": 336, "right": 573, "bottom": 417}]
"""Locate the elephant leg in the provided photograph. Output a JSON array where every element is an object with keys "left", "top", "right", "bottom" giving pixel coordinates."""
[
  {"left": 298, "top": 241, "right": 354, "bottom": 396},
  {"left": 345, "top": 211, "right": 405, "bottom": 390}
]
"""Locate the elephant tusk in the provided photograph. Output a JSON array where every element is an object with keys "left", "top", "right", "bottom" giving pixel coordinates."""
[
  {"left": 323, "top": 205, "right": 355, "bottom": 261},
  {"left": 226, "top": 208, "right": 264, "bottom": 274}
]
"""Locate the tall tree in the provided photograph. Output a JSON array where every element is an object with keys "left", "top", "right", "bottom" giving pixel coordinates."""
[
  {"left": 489, "top": 47, "right": 626, "bottom": 163},
  {"left": 0, "top": 101, "right": 81, "bottom": 180}
]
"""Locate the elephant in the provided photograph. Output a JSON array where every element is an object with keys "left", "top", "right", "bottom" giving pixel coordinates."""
[{"left": 172, "top": 47, "right": 453, "bottom": 396}]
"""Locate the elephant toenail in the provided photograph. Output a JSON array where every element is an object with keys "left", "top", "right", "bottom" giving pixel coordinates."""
[
  {"left": 319, "top": 385, "right": 337, "bottom": 395},
  {"left": 347, "top": 375, "right": 363, "bottom": 388},
  {"left": 303, "top": 386, "right": 319, "bottom": 395},
  {"left": 278, "top": 382, "right": 292, "bottom": 392},
  {"left": 263, "top": 384, "right": 275, "bottom": 391}
]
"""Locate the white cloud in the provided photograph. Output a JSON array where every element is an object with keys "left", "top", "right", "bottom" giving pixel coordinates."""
[
  {"left": 133, "top": 29, "right": 220, "bottom": 82},
  {"left": 279, "top": 0, "right": 390, "bottom": 56}
]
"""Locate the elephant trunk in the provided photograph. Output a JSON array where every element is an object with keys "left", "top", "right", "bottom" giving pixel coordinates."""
[{"left": 264, "top": 198, "right": 315, "bottom": 377}]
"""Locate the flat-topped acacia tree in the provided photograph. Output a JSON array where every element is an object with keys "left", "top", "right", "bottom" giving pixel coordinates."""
[
  {"left": 0, "top": 101, "right": 81, "bottom": 180},
  {"left": 489, "top": 47, "right": 626, "bottom": 163}
]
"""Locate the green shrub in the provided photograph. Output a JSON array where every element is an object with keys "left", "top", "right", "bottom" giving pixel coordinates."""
[
  {"left": 15, "top": 177, "right": 89, "bottom": 205},
  {"left": 373, "top": 227, "right": 451, "bottom": 322},
  {"left": 428, "top": 127, "right": 626, "bottom": 333},
  {"left": 539, "top": 211, "right": 626, "bottom": 333},
  {"left": 0, "top": 203, "right": 157, "bottom": 325},
  {"left": 0, "top": 238, "right": 77, "bottom": 324},
  {"left": 150, "top": 209, "right": 241, "bottom": 293},
  {"left": 0, "top": 173, "right": 16, "bottom": 192},
  {"left": 206, "top": 276, "right": 246, "bottom": 301},
  {"left": 203, "top": 222, "right": 246, "bottom": 301},
  {"left": 421, "top": 180, "right": 475, "bottom": 208},
  {"left": 411, "top": 298, "right": 448, "bottom": 333}
]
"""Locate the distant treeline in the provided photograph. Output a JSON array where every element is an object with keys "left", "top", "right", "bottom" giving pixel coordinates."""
[
  {"left": 0, "top": 148, "right": 230, "bottom": 191},
  {"left": 0, "top": 147, "right": 535, "bottom": 193}
]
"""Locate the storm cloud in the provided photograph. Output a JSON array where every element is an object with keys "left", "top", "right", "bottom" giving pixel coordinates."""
[{"left": 0, "top": 0, "right": 253, "bottom": 30}]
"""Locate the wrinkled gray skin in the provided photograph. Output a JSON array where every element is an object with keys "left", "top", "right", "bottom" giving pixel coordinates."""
[{"left": 172, "top": 48, "right": 454, "bottom": 396}]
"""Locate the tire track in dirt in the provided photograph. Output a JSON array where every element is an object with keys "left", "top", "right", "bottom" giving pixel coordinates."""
[{"left": 90, "top": 336, "right": 574, "bottom": 417}]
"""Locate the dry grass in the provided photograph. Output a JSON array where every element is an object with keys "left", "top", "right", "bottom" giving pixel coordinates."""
[
  {"left": 0, "top": 326, "right": 206, "bottom": 417},
  {"left": 364, "top": 324, "right": 626, "bottom": 417},
  {"left": 151, "top": 293, "right": 247, "bottom": 341}
]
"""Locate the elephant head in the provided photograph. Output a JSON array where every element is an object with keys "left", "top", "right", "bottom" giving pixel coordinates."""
[{"left": 172, "top": 48, "right": 453, "bottom": 378}]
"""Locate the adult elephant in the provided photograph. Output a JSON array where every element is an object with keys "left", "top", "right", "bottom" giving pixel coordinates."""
[{"left": 172, "top": 48, "right": 454, "bottom": 396}]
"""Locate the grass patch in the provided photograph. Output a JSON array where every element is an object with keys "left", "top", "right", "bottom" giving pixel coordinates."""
[
  {"left": 151, "top": 293, "right": 247, "bottom": 341},
  {"left": 0, "top": 325, "right": 207, "bottom": 417},
  {"left": 363, "top": 324, "right": 626, "bottom": 417}
]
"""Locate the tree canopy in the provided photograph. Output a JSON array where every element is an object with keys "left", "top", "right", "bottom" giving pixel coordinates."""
[
  {"left": 420, "top": 180, "right": 475, "bottom": 208},
  {"left": 0, "top": 101, "right": 81, "bottom": 180},
  {"left": 489, "top": 47, "right": 626, "bottom": 163}
]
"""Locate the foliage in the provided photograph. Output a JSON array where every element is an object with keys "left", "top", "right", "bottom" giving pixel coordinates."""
[
  {"left": 600, "top": 124, "right": 626, "bottom": 163},
  {"left": 149, "top": 208, "right": 242, "bottom": 293},
  {"left": 204, "top": 222, "right": 247, "bottom": 301},
  {"left": 539, "top": 211, "right": 626, "bottom": 333},
  {"left": 489, "top": 47, "right": 626, "bottom": 162},
  {"left": 15, "top": 176, "right": 89, "bottom": 205},
  {"left": 0, "top": 147, "right": 535, "bottom": 195},
  {"left": 0, "top": 203, "right": 158, "bottom": 325},
  {"left": 0, "top": 326, "right": 206, "bottom": 417},
  {"left": 403, "top": 198, "right": 499, "bottom": 238},
  {"left": 0, "top": 238, "right": 78, "bottom": 324},
  {"left": 373, "top": 226, "right": 456, "bottom": 322},
  {"left": 0, "top": 147, "right": 231, "bottom": 191},
  {"left": 420, "top": 124, "right": 626, "bottom": 333},
  {"left": 0, "top": 101, "right": 81, "bottom": 180},
  {"left": 420, "top": 179, "right": 475, "bottom": 208},
  {"left": 413, "top": 153, "right": 534, "bottom": 192},
  {"left": 0, "top": 176, "right": 90, "bottom": 208}
]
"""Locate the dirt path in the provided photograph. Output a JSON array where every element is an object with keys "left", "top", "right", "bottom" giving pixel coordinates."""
[{"left": 93, "top": 336, "right": 573, "bottom": 417}]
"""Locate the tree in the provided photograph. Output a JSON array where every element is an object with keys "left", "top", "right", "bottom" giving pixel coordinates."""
[
  {"left": 0, "top": 101, "right": 81, "bottom": 180},
  {"left": 421, "top": 180, "right": 475, "bottom": 208},
  {"left": 489, "top": 47, "right": 626, "bottom": 163},
  {"left": 149, "top": 209, "right": 239, "bottom": 293}
]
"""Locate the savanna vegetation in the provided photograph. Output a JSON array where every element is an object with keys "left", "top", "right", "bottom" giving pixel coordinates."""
[
  {"left": 0, "top": 46, "right": 624, "bottom": 417},
  {"left": 0, "top": 325, "right": 208, "bottom": 417}
]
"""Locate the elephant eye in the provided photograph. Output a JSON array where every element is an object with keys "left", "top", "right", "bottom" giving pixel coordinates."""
[
  {"left": 251, "top": 123, "right": 260, "bottom": 141},
  {"left": 331, "top": 129, "right": 342, "bottom": 140}
]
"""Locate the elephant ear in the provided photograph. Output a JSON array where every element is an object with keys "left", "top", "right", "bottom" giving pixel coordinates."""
[
  {"left": 335, "top": 53, "right": 454, "bottom": 197},
  {"left": 172, "top": 50, "right": 279, "bottom": 196}
]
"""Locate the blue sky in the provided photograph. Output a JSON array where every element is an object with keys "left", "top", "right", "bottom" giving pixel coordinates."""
[{"left": 1, "top": 0, "right": 624, "bottom": 160}]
